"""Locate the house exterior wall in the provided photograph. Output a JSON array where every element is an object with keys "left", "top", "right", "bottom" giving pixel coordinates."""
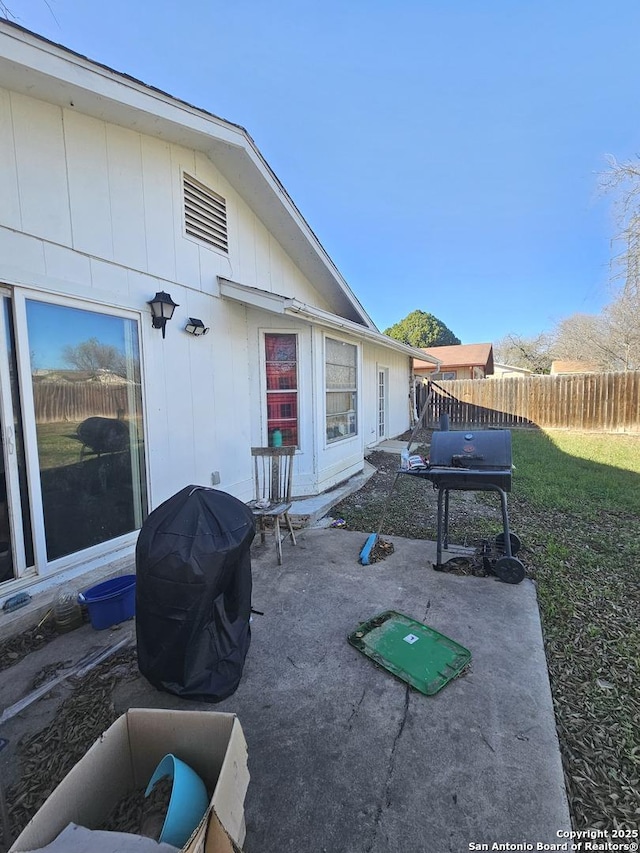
[
  {"left": 362, "top": 343, "right": 411, "bottom": 446},
  {"left": 0, "top": 84, "right": 414, "bottom": 595},
  {"left": 0, "top": 89, "right": 335, "bottom": 309},
  {"left": 491, "top": 363, "right": 533, "bottom": 378},
  {"left": 311, "top": 336, "right": 412, "bottom": 492},
  {"left": 0, "top": 87, "right": 335, "bottom": 503},
  {"left": 415, "top": 365, "right": 484, "bottom": 380},
  {"left": 242, "top": 310, "right": 412, "bottom": 497}
]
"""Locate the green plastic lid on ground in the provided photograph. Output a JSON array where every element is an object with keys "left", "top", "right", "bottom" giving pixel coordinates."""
[{"left": 348, "top": 610, "right": 471, "bottom": 695}]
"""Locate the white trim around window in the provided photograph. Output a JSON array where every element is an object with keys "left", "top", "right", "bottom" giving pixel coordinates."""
[{"left": 260, "top": 330, "right": 301, "bottom": 449}]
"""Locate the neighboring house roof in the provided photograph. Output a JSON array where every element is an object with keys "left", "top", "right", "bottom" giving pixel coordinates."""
[
  {"left": 0, "top": 20, "right": 375, "bottom": 330},
  {"left": 414, "top": 343, "right": 494, "bottom": 374},
  {"left": 550, "top": 360, "right": 600, "bottom": 375}
]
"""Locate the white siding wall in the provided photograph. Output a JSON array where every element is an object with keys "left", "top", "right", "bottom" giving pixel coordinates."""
[
  {"left": 11, "top": 94, "right": 72, "bottom": 244},
  {"left": 0, "top": 87, "right": 341, "bottom": 512},
  {"left": 0, "top": 87, "right": 21, "bottom": 228},
  {"left": 0, "top": 87, "right": 334, "bottom": 307},
  {"left": 362, "top": 343, "right": 412, "bottom": 448}
]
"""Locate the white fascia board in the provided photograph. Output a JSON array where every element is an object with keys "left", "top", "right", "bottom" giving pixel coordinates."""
[
  {"left": 219, "top": 279, "right": 288, "bottom": 315},
  {"left": 0, "top": 22, "right": 376, "bottom": 329},
  {"left": 219, "top": 278, "right": 439, "bottom": 363}
]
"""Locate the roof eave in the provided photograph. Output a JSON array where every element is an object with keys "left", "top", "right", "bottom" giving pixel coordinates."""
[
  {"left": 0, "top": 20, "right": 376, "bottom": 329},
  {"left": 218, "top": 279, "right": 439, "bottom": 362}
]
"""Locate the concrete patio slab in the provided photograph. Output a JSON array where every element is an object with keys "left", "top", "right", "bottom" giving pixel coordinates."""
[
  {"left": 0, "top": 528, "right": 570, "bottom": 853},
  {"left": 121, "top": 528, "right": 570, "bottom": 852}
]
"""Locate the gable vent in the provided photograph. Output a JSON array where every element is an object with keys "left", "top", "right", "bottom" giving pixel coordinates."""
[{"left": 183, "top": 174, "right": 228, "bottom": 253}]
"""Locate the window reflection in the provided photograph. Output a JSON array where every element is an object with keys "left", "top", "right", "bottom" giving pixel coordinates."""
[{"left": 26, "top": 301, "right": 147, "bottom": 561}]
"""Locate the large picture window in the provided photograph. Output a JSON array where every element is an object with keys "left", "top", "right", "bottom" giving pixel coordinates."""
[
  {"left": 26, "top": 301, "right": 147, "bottom": 561},
  {"left": 265, "top": 333, "right": 298, "bottom": 447},
  {"left": 326, "top": 338, "right": 357, "bottom": 443}
]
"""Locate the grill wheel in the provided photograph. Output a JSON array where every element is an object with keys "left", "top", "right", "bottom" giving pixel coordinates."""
[
  {"left": 494, "top": 532, "right": 522, "bottom": 556},
  {"left": 493, "top": 556, "right": 525, "bottom": 584}
]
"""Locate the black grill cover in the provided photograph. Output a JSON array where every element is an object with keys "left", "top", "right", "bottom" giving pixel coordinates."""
[{"left": 136, "top": 485, "right": 255, "bottom": 702}]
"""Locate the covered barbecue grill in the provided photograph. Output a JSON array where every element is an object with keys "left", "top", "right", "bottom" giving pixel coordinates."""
[{"left": 404, "top": 427, "right": 525, "bottom": 583}]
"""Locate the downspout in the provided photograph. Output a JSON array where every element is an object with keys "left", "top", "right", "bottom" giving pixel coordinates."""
[{"left": 409, "top": 359, "right": 416, "bottom": 426}]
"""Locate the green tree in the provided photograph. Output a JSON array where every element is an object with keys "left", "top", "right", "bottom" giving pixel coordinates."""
[{"left": 383, "top": 310, "right": 461, "bottom": 348}]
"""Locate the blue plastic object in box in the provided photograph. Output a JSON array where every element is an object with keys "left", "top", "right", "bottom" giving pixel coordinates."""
[
  {"left": 146, "top": 753, "right": 209, "bottom": 849},
  {"left": 79, "top": 575, "right": 136, "bottom": 630}
]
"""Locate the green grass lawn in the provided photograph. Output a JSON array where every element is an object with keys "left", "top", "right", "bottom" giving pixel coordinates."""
[
  {"left": 508, "top": 430, "right": 639, "bottom": 830},
  {"left": 334, "top": 428, "right": 640, "bottom": 830},
  {"left": 35, "top": 421, "right": 85, "bottom": 470},
  {"left": 512, "top": 429, "right": 640, "bottom": 515}
]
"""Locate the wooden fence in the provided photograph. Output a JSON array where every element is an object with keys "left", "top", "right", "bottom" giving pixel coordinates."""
[
  {"left": 417, "top": 371, "right": 640, "bottom": 433},
  {"left": 33, "top": 382, "right": 131, "bottom": 423}
]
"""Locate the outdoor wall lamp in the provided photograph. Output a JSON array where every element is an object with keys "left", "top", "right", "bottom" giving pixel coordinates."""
[
  {"left": 185, "top": 318, "right": 209, "bottom": 336},
  {"left": 148, "top": 291, "right": 179, "bottom": 338}
]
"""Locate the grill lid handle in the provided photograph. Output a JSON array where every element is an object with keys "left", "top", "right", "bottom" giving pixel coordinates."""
[{"left": 451, "top": 453, "right": 485, "bottom": 468}]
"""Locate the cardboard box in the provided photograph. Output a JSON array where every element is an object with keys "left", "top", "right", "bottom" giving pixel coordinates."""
[{"left": 10, "top": 709, "right": 249, "bottom": 853}]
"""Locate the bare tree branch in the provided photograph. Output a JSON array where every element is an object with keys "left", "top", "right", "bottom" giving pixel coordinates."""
[
  {"left": 496, "top": 157, "right": 640, "bottom": 374},
  {"left": 601, "top": 156, "right": 640, "bottom": 295},
  {"left": 1, "top": 1, "right": 59, "bottom": 25},
  {"left": 494, "top": 333, "right": 552, "bottom": 373}
]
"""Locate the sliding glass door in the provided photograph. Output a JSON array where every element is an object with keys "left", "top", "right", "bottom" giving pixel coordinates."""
[
  {"left": 25, "top": 300, "right": 147, "bottom": 562},
  {"left": 0, "top": 291, "right": 148, "bottom": 585},
  {"left": 0, "top": 293, "right": 32, "bottom": 583}
]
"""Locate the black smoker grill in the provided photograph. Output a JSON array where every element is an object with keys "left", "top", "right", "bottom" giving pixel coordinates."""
[{"left": 404, "top": 428, "right": 525, "bottom": 584}]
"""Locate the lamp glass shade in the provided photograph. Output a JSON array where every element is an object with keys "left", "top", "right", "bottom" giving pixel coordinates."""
[{"left": 148, "top": 291, "right": 179, "bottom": 321}]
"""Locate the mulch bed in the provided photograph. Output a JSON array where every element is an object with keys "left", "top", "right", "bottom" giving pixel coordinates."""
[
  {"left": 365, "top": 538, "right": 395, "bottom": 563},
  {"left": 0, "top": 645, "right": 139, "bottom": 852},
  {"left": 100, "top": 776, "right": 173, "bottom": 838},
  {"left": 0, "top": 619, "right": 58, "bottom": 674}
]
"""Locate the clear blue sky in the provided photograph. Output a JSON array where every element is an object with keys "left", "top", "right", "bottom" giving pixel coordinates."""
[
  {"left": 9, "top": 0, "right": 640, "bottom": 344},
  {"left": 26, "top": 300, "right": 129, "bottom": 369}
]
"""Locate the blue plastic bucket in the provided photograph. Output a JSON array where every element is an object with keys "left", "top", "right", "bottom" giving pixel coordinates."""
[{"left": 79, "top": 574, "right": 136, "bottom": 630}]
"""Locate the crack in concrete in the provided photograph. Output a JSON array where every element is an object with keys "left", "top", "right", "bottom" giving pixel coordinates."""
[
  {"left": 479, "top": 730, "right": 496, "bottom": 753},
  {"left": 347, "top": 687, "right": 366, "bottom": 729},
  {"left": 365, "top": 685, "right": 411, "bottom": 852}
]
